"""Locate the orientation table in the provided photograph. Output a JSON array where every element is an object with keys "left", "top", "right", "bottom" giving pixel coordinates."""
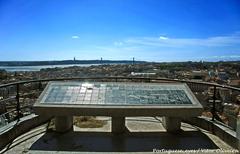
[{"left": 34, "top": 81, "right": 203, "bottom": 133}]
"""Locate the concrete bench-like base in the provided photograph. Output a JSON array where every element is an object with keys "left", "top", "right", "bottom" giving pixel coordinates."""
[
  {"left": 55, "top": 116, "right": 73, "bottom": 133},
  {"left": 54, "top": 116, "right": 182, "bottom": 133},
  {"left": 112, "top": 117, "right": 126, "bottom": 133},
  {"left": 55, "top": 116, "right": 127, "bottom": 134},
  {"left": 162, "top": 117, "right": 181, "bottom": 132}
]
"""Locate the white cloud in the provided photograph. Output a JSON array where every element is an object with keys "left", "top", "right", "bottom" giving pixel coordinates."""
[
  {"left": 114, "top": 41, "right": 123, "bottom": 46},
  {"left": 125, "top": 33, "right": 240, "bottom": 47},
  {"left": 95, "top": 32, "right": 240, "bottom": 55},
  {"left": 71, "top": 35, "right": 79, "bottom": 39},
  {"left": 197, "top": 55, "right": 240, "bottom": 61},
  {"left": 159, "top": 36, "right": 169, "bottom": 40},
  {"left": 92, "top": 32, "right": 240, "bottom": 61}
]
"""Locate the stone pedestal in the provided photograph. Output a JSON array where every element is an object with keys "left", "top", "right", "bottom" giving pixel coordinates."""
[
  {"left": 162, "top": 117, "right": 181, "bottom": 132},
  {"left": 112, "top": 116, "right": 125, "bottom": 134},
  {"left": 55, "top": 116, "right": 73, "bottom": 133}
]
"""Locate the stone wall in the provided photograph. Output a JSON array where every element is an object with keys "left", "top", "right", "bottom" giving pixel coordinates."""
[
  {"left": 185, "top": 116, "right": 238, "bottom": 149},
  {"left": 0, "top": 114, "right": 50, "bottom": 149}
]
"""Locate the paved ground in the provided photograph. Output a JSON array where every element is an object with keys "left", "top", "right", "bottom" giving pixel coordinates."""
[{"left": 1, "top": 117, "right": 238, "bottom": 154}]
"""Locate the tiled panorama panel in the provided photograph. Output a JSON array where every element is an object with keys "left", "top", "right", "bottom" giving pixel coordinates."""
[{"left": 42, "top": 83, "right": 192, "bottom": 105}]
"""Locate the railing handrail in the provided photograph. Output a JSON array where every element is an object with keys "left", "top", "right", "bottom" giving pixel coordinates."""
[
  {"left": 0, "top": 76, "right": 240, "bottom": 131},
  {"left": 0, "top": 76, "right": 240, "bottom": 92}
]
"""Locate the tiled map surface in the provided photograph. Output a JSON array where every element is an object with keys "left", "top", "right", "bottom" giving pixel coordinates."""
[{"left": 43, "top": 83, "right": 192, "bottom": 105}]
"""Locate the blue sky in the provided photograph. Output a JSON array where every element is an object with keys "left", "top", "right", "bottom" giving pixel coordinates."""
[{"left": 0, "top": 0, "right": 240, "bottom": 62}]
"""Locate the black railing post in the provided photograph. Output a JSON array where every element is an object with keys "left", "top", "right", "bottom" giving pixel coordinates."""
[
  {"left": 212, "top": 85, "right": 217, "bottom": 121},
  {"left": 16, "top": 83, "right": 20, "bottom": 121},
  {"left": 38, "top": 82, "right": 42, "bottom": 91}
]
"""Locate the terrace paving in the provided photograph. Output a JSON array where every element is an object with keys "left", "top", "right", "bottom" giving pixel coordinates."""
[{"left": 1, "top": 117, "right": 238, "bottom": 154}]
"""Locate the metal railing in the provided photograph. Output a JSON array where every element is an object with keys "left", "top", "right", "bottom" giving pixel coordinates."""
[{"left": 0, "top": 76, "right": 240, "bottom": 130}]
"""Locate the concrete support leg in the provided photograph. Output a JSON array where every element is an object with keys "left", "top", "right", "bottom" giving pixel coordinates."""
[
  {"left": 112, "top": 116, "right": 125, "bottom": 134},
  {"left": 162, "top": 117, "right": 181, "bottom": 132},
  {"left": 55, "top": 116, "right": 73, "bottom": 133},
  {"left": 236, "top": 115, "right": 240, "bottom": 150}
]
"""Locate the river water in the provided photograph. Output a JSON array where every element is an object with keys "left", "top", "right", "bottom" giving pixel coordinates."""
[{"left": 0, "top": 64, "right": 100, "bottom": 72}]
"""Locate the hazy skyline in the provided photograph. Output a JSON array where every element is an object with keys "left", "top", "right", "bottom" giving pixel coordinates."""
[{"left": 0, "top": 0, "right": 240, "bottom": 62}]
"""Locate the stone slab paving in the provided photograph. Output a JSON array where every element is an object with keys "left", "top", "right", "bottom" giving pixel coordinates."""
[{"left": 1, "top": 117, "right": 238, "bottom": 154}]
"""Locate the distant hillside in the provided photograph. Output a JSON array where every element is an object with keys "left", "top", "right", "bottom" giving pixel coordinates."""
[{"left": 0, "top": 60, "right": 146, "bottom": 66}]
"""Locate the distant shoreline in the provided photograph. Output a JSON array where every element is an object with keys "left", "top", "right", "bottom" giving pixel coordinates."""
[
  {"left": 0, "top": 59, "right": 239, "bottom": 67},
  {"left": 0, "top": 60, "right": 239, "bottom": 72},
  {"left": 0, "top": 64, "right": 102, "bottom": 72},
  {"left": 0, "top": 60, "right": 144, "bottom": 67}
]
